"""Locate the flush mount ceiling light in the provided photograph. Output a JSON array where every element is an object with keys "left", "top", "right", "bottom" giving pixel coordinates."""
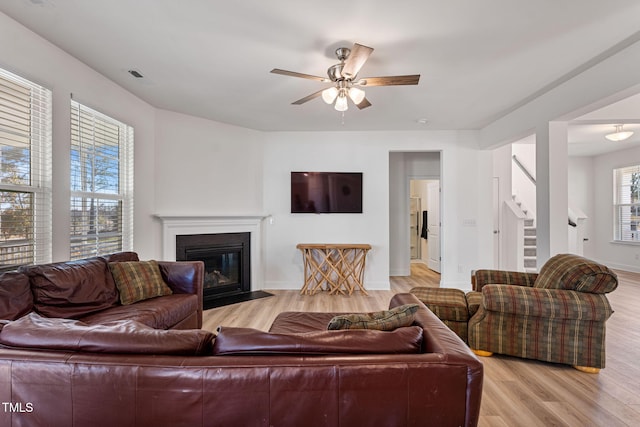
[
  {"left": 605, "top": 124, "right": 634, "bottom": 141},
  {"left": 271, "top": 43, "right": 420, "bottom": 112}
]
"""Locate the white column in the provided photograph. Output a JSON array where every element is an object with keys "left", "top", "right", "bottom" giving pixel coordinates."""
[{"left": 536, "top": 121, "right": 569, "bottom": 266}]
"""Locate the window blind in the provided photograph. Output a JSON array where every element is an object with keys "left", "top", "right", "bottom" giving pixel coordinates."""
[
  {"left": 70, "top": 101, "right": 133, "bottom": 260},
  {"left": 613, "top": 165, "right": 640, "bottom": 242},
  {"left": 0, "top": 68, "right": 52, "bottom": 269}
]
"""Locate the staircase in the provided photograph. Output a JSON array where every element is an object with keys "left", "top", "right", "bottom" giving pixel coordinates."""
[
  {"left": 524, "top": 218, "right": 537, "bottom": 271},
  {"left": 513, "top": 195, "right": 537, "bottom": 272}
]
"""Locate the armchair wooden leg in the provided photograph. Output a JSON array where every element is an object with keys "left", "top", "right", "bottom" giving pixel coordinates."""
[
  {"left": 472, "top": 349, "right": 493, "bottom": 357},
  {"left": 573, "top": 366, "right": 600, "bottom": 374}
]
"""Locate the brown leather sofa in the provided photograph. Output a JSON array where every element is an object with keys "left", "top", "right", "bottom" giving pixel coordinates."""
[
  {"left": 2, "top": 252, "right": 204, "bottom": 330},
  {"left": 0, "top": 255, "right": 483, "bottom": 427}
]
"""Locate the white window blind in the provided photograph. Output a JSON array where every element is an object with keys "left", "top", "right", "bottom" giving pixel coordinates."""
[
  {"left": 70, "top": 101, "right": 133, "bottom": 260},
  {"left": 0, "top": 68, "right": 52, "bottom": 269},
  {"left": 613, "top": 165, "right": 640, "bottom": 242}
]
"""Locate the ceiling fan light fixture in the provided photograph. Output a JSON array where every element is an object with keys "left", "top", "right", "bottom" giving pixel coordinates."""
[
  {"left": 605, "top": 124, "right": 634, "bottom": 141},
  {"left": 334, "top": 92, "right": 349, "bottom": 112},
  {"left": 321, "top": 87, "right": 338, "bottom": 104},
  {"left": 348, "top": 87, "right": 365, "bottom": 105}
]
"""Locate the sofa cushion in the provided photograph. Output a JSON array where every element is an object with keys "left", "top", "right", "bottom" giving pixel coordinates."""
[
  {"left": 79, "top": 293, "right": 198, "bottom": 330},
  {"left": 534, "top": 254, "right": 618, "bottom": 294},
  {"left": 0, "top": 271, "right": 33, "bottom": 322},
  {"left": 327, "top": 304, "right": 419, "bottom": 331},
  {"left": 465, "top": 291, "right": 483, "bottom": 318},
  {"left": 212, "top": 326, "right": 423, "bottom": 355},
  {"left": 0, "top": 312, "right": 213, "bottom": 355},
  {"left": 109, "top": 260, "right": 173, "bottom": 305},
  {"left": 19, "top": 257, "right": 119, "bottom": 319}
]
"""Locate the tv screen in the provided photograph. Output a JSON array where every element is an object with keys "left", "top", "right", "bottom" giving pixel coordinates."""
[{"left": 291, "top": 172, "right": 363, "bottom": 213}]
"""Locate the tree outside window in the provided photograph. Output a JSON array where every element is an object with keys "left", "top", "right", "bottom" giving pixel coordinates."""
[
  {"left": 614, "top": 166, "right": 640, "bottom": 242},
  {"left": 69, "top": 101, "right": 133, "bottom": 260},
  {"left": 0, "top": 69, "right": 52, "bottom": 269}
]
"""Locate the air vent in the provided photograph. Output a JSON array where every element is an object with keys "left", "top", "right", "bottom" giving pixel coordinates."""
[{"left": 128, "top": 70, "right": 144, "bottom": 78}]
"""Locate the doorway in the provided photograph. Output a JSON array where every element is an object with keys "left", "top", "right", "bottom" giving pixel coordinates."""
[{"left": 388, "top": 151, "right": 441, "bottom": 281}]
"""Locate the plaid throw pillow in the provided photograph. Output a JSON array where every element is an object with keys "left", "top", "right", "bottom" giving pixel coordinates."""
[
  {"left": 109, "top": 261, "right": 172, "bottom": 305},
  {"left": 327, "top": 304, "right": 419, "bottom": 331}
]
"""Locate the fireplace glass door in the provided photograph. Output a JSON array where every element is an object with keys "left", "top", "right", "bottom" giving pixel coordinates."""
[
  {"left": 176, "top": 232, "right": 251, "bottom": 303},
  {"left": 186, "top": 247, "right": 241, "bottom": 294}
]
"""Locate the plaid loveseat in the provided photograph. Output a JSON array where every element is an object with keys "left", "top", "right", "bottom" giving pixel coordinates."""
[{"left": 467, "top": 254, "right": 618, "bottom": 370}]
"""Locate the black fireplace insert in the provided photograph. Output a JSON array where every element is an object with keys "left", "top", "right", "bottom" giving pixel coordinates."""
[{"left": 176, "top": 232, "right": 251, "bottom": 307}]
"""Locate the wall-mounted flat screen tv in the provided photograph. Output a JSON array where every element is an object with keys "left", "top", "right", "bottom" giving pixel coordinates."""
[{"left": 291, "top": 172, "right": 363, "bottom": 213}]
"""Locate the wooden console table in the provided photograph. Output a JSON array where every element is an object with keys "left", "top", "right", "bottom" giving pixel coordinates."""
[{"left": 296, "top": 244, "right": 371, "bottom": 295}]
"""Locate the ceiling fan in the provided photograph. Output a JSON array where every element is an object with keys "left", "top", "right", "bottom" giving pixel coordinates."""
[{"left": 271, "top": 43, "right": 420, "bottom": 111}]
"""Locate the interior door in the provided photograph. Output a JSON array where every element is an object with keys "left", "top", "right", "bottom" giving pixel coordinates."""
[
  {"left": 427, "top": 181, "right": 441, "bottom": 273},
  {"left": 493, "top": 177, "right": 501, "bottom": 268},
  {"left": 410, "top": 197, "right": 421, "bottom": 259}
]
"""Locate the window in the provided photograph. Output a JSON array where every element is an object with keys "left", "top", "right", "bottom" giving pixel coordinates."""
[
  {"left": 0, "top": 68, "right": 52, "bottom": 269},
  {"left": 613, "top": 165, "right": 640, "bottom": 243},
  {"left": 70, "top": 101, "right": 133, "bottom": 260}
]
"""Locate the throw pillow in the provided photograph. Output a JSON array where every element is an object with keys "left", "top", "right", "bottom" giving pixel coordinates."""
[
  {"left": 327, "top": 303, "right": 419, "bottom": 331},
  {"left": 109, "top": 260, "right": 173, "bottom": 305}
]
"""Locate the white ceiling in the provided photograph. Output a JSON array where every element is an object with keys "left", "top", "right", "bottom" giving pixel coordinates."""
[{"left": 2, "top": 0, "right": 640, "bottom": 155}]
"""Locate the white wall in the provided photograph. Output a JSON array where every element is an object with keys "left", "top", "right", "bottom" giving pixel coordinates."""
[
  {"left": 0, "top": 11, "right": 157, "bottom": 261},
  {"left": 592, "top": 145, "right": 640, "bottom": 271},
  {"left": 261, "top": 131, "right": 492, "bottom": 291},
  {"left": 568, "top": 156, "right": 595, "bottom": 259},
  {"left": 389, "top": 152, "right": 408, "bottom": 276},
  {"left": 154, "top": 109, "right": 264, "bottom": 217},
  {"left": 262, "top": 132, "right": 392, "bottom": 290}
]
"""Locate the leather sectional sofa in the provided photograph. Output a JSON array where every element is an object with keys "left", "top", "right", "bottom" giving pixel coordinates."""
[{"left": 0, "top": 253, "right": 483, "bottom": 426}]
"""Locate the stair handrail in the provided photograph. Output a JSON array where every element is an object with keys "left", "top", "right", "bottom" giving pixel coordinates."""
[
  {"left": 512, "top": 155, "right": 580, "bottom": 228},
  {"left": 512, "top": 155, "right": 536, "bottom": 185}
]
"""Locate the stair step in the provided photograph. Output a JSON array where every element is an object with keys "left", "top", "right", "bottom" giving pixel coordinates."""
[
  {"left": 524, "top": 219, "right": 534, "bottom": 227},
  {"left": 524, "top": 247, "right": 537, "bottom": 256},
  {"left": 524, "top": 257, "right": 537, "bottom": 268},
  {"left": 524, "top": 237, "right": 537, "bottom": 246},
  {"left": 524, "top": 228, "right": 536, "bottom": 237}
]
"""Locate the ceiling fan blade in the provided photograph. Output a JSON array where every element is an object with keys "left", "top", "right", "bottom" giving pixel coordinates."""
[
  {"left": 357, "top": 75, "right": 420, "bottom": 86},
  {"left": 341, "top": 43, "right": 374, "bottom": 79},
  {"left": 356, "top": 97, "right": 372, "bottom": 110},
  {"left": 292, "top": 89, "right": 325, "bottom": 105},
  {"left": 271, "top": 69, "right": 328, "bottom": 82}
]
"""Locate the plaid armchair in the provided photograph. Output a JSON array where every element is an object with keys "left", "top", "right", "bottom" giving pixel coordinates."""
[{"left": 468, "top": 254, "right": 618, "bottom": 372}]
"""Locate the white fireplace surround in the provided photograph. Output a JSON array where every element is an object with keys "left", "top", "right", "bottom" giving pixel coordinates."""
[{"left": 155, "top": 215, "right": 268, "bottom": 291}]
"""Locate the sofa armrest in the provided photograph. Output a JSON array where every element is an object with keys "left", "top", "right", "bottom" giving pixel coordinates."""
[
  {"left": 389, "top": 292, "right": 484, "bottom": 426},
  {"left": 472, "top": 269, "right": 538, "bottom": 291},
  {"left": 481, "top": 284, "right": 614, "bottom": 321},
  {"left": 157, "top": 261, "right": 204, "bottom": 328}
]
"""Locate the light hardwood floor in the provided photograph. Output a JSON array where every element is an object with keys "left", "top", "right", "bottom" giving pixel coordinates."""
[{"left": 202, "top": 264, "right": 640, "bottom": 426}]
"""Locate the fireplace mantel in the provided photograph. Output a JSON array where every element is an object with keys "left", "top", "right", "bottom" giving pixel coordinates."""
[{"left": 155, "top": 214, "right": 269, "bottom": 290}]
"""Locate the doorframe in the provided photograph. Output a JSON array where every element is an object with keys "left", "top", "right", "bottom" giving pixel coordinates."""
[{"left": 388, "top": 150, "right": 443, "bottom": 281}]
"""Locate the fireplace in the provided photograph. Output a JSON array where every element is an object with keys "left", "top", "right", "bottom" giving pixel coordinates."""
[{"left": 176, "top": 232, "right": 251, "bottom": 307}]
